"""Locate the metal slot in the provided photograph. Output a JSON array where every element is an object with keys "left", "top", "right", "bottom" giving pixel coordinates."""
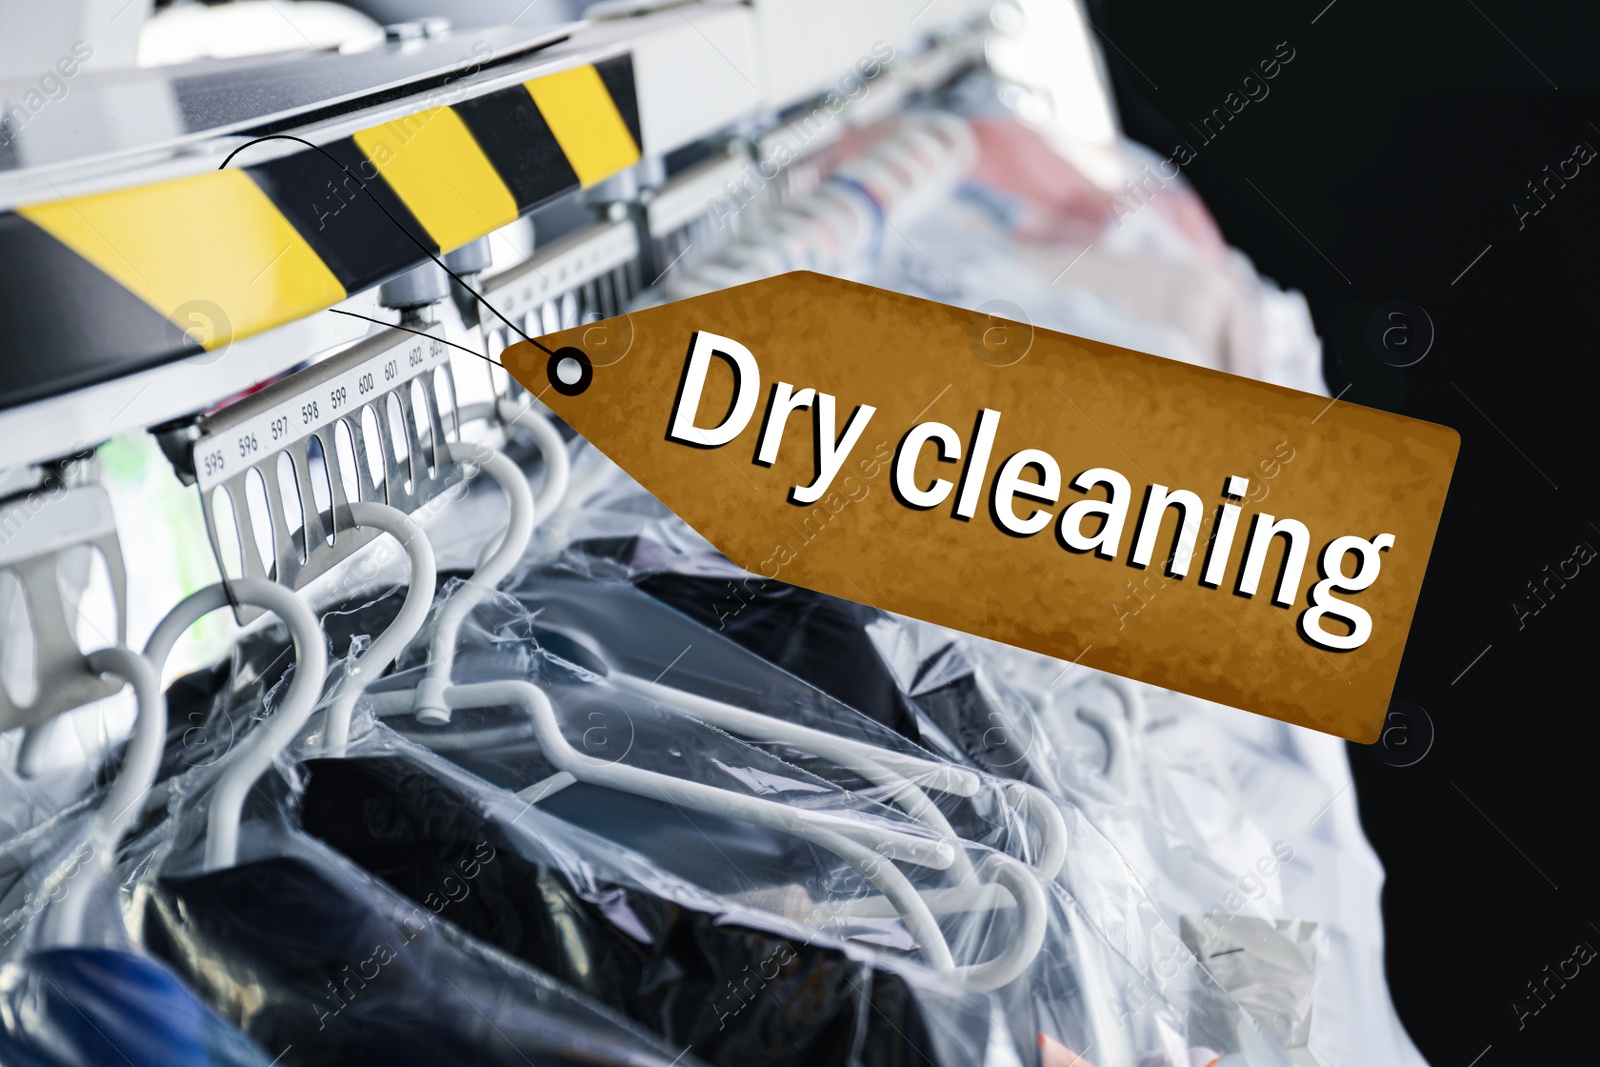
[
  {"left": 645, "top": 154, "right": 748, "bottom": 279},
  {"left": 651, "top": 214, "right": 726, "bottom": 286},
  {"left": 479, "top": 219, "right": 642, "bottom": 375},
  {"left": 646, "top": 154, "right": 749, "bottom": 239},
  {"left": 482, "top": 219, "right": 640, "bottom": 327},
  {"left": 191, "top": 324, "right": 458, "bottom": 623},
  {"left": 0, "top": 485, "right": 127, "bottom": 733}
]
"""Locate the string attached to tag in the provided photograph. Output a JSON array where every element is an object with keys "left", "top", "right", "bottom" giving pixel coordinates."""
[{"left": 219, "top": 134, "right": 558, "bottom": 364}]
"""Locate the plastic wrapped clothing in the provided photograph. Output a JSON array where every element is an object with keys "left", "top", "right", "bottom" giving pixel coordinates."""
[
  {"left": 304, "top": 719, "right": 1249, "bottom": 1067},
  {"left": 150, "top": 626, "right": 1034, "bottom": 1065},
  {"left": 297, "top": 753, "right": 972, "bottom": 1067},
  {"left": 131, "top": 787, "right": 708, "bottom": 1067},
  {"left": 0, "top": 947, "right": 275, "bottom": 1067},
  {"left": 379, "top": 570, "right": 1291, "bottom": 1064},
  {"left": 133, "top": 396, "right": 1295, "bottom": 1066},
  {"left": 154, "top": 564, "right": 1278, "bottom": 1067}
]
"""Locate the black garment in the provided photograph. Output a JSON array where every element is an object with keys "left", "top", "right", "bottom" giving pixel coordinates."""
[
  {"left": 634, "top": 570, "right": 919, "bottom": 741},
  {"left": 568, "top": 537, "right": 916, "bottom": 739},
  {"left": 559, "top": 542, "right": 1037, "bottom": 782},
  {"left": 299, "top": 754, "right": 986, "bottom": 1067},
  {"left": 140, "top": 846, "right": 698, "bottom": 1067},
  {"left": 905, "top": 643, "right": 1035, "bottom": 782}
]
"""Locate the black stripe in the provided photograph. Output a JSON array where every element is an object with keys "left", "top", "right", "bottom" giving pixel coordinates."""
[
  {"left": 452, "top": 84, "right": 580, "bottom": 211},
  {"left": 593, "top": 55, "right": 643, "bottom": 151},
  {"left": 0, "top": 214, "right": 203, "bottom": 413},
  {"left": 243, "top": 136, "right": 436, "bottom": 294}
]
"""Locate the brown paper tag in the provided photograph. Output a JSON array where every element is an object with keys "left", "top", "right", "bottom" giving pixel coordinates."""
[{"left": 504, "top": 272, "right": 1458, "bottom": 742}]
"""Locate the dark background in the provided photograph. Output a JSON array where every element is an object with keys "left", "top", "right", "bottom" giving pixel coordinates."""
[{"left": 1085, "top": 1, "right": 1600, "bottom": 1062}]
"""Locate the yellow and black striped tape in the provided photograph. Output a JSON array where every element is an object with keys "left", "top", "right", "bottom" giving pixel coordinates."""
[{"left": 0, "top": 55, "right": 641, "bottom": 412}]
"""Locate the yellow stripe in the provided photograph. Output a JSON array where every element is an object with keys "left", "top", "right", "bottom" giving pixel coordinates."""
[
  {"left": 524, "top": 65, "right": 641, "bottom": 188},
  {"left": 19, "top": 171, "right": 344, "bottom": 349},
  {"left": 353, "top": 107, "right": 518, "bottom": 253}
]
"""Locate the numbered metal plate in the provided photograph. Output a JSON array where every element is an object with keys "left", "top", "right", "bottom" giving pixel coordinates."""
[
  {"left": 480, "top": 219, "right": 641, "bottom": 367},
  {"left": 193, "top": 324, "right": 459, "bottom": 623}
]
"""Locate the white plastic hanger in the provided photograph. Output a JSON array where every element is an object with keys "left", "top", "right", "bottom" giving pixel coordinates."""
[
  {"left": 325, "top": 395, "right": 569, "bottom": 752},
  {"left": 411, "top": 440, "right": 535, "bottom": 725},
  {"left": 1071, "top": 674, "right": 1146, "bottom": 791},
  {"left": 37, "top": 647, "right": 163, "bottom": 947},
  {"left": 141, "top": 578, "right": 327, "bottom": 871},
  {"left": 366, "top": 677, "right": 1049, "bottom": 991},
  {"left": 35, "top": 577, "right": 327, "bottom": 946},
  {"left": 321, "top": 502, "right": 437, "bottom": 757}
]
